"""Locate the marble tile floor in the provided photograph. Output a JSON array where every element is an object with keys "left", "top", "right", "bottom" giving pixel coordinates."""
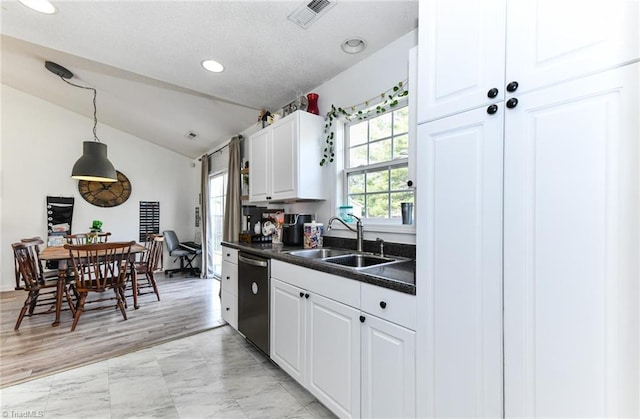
[{"left": 0, "top": 325, "right": 336, "bottom": 419}]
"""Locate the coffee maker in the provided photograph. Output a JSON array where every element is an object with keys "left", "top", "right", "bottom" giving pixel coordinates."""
[{"left": 282, "top": 214, "right": 312, "bottom": 246}]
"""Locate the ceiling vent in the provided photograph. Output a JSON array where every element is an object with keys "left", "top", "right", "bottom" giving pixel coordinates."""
[
  {"left": 288, "top": 0, "right": 336, "bottom": 29},
  {"left": 185, "top": 131, "right": 198, "bottom": 141}
]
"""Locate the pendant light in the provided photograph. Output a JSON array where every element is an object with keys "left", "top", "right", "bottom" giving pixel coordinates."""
[{"left": 45, "top": 61, "right": 117, "bottom": 182}]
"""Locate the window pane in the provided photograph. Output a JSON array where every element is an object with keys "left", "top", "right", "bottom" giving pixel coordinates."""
[
  {"left": 348, "top": 173, "right": 365, "bottom": 194},
  {"left": 393, "top": 134, "right": 409, "bottom": 159},
  {"left": 366, "top": 170, "right": 389, "bottom": 193},
  {"left": 393, "top": 107, "right": 409, "bottom": 134},
  {"left": 349, "top": 144, "right": 367, "bottom": 167},
  {"left": 390, "top": 191, "right": 414, "bottom": 219},
  {"left": 367, "top": 193, "right": 389, "bottom": 219},
  {"left": 369, "top": 113, "right": 392, "bottom": 140},
  {"left": 348, "top": 194, "right": 365, "bottom": 218},
  {"left": 349, "top": 122, "right": 368, "bottom": 146},
  {"left": 369, "top": 139, "right": 392, "bottom": 164},
  {"left": 390, "top": 166, "right": 409, "bottom": 191}
]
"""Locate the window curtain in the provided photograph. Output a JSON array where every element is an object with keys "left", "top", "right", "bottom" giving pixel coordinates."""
[
  {"left": 200, "top": 154, "right": 213, "bottom": 278},
  {"left": 223, "top": 135, "right": 242, "bottom": 242}
]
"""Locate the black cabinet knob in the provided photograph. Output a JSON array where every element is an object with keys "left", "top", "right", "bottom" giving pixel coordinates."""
[
  {"left": 226, "top": 276, "right": 230, "bottom": 280},
  {"left": 379, "top": 301, "right": 387, "bottom": 309},
  {"left": 305, "top": 293, "right": 310, "bottom": 299},
  {"left": 225, "top": 307, "right": 230, "bottom": 311},
  {"left": 360, "top": 315, "right": 366, "bottom": 323},
  {"left": 487, "top": 88, "right": 499, "bottom": 98},
  {"left": 506, "top": 81, "right": 519, "bottom": 93},
  {"left": 299, "top": 292, "right": 304, "bottom": 298},
  {"left": 407, "top": 180, "right": 413, "bottom": 187},
  {"left": 226, "top": 253, "right": 230, "bottom": 257},
  {"left": 486, "top": 104, "right": 498, "bottom": 115},
  {"left": 506, "top": 98, "right": 519, "bottom": 109}
]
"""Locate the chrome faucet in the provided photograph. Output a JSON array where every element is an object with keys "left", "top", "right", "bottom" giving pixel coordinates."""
[{"left": 327, "top": 213, "right": 364, "bottom": 252}]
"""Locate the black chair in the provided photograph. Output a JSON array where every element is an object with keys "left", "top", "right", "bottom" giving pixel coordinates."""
[{"left": 163, "top": 230, "right": 201, "bottom": 277}]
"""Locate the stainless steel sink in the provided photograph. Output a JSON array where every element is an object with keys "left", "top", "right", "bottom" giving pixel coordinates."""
[
  {"left": 287, "top": 248, "right": 352, "bottom": 259},
  {"left": 322, "top": 253, "right": 398, "bottom": 269}
]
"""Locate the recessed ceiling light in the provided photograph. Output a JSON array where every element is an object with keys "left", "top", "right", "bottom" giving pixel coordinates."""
[
  {"left": 341, "top": 38, "right": 367, "bottom": 54},
  {"left": 17, "top": 0, "right": 56, "bottom": 14},
  {"left": 202, "top": 59, "right": 224, "bottom": 73}
]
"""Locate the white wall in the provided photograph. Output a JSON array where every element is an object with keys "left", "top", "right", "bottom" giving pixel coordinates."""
[
  {"left": 1, "top": 84, "right": 199, "bottom": 291},
  {"left": 236, "top": 29, "right": 418, "bottom": 244}
]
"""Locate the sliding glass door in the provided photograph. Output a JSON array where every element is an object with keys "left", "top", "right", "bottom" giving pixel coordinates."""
[{"left": 209, "top": 171, "right": 227, "bottom": 278}]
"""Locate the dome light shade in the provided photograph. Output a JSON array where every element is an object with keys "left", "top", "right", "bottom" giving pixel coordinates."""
[{"left": 71, "top": 142, "right": 117, "bottom": 182}]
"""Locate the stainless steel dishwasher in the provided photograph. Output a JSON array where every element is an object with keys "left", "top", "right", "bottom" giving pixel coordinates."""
[{"left": 237, "top": 252, "right": 270, "bottom": 355}]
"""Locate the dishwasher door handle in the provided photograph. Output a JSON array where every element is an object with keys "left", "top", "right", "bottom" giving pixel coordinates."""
[{"left": 238, "top": 254, "right": 269, "bottom": 268}]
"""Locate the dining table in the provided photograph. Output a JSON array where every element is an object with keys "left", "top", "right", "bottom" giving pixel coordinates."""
[{"left": 39, "top": 242, "right": 147, "bottom": 326}]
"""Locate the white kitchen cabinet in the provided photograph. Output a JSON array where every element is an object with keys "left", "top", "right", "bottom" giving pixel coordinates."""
[
  {"left": 417, "top": 0, "right": 639, "bottom": 123},
  {"left": 270, "top": 262, "right": 361, "bottom": 418},
  {"left": 306, "top": 292, "right": 361, "bottom": 419},
  {"left": 361, "top": 314, "right": 416, "bottom": 419},
  {"left": 416, "top": 105, "right": 505, "bottom": 419},
  {"left": 220, "top": 246, "right": 238, "bottom": 330},
  {"left": 248, "top": 110, "right": 325, "bottom": 203},
  {"left": 503, "top": 63, "right": 639, "bottom": 418},
  {"left": 270, "top": 278, "right": 306, "bottom": 384}
]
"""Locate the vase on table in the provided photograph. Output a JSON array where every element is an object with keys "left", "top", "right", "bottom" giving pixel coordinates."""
[{"left": 306, "top": 93, "right": 319, "bottom": 115}]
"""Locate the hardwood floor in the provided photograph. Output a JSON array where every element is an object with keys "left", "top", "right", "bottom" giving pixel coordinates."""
[{"left": 0, "top": 275, "right": 224, "bottom": 388}]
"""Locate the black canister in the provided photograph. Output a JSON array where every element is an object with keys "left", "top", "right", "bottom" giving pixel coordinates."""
[{"left": 282, "top": 213, "right": 312, "bottom": 246}]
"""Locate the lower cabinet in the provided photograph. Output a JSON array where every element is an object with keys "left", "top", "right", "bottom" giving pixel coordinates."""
[
  {"left": 361, "top": 314, "right": 416, "bottom": 419},
  {"left": 270, "top": 260, "right": 417, "bottom": 418},
  {"left": 221, "top": 247, "right": 238, "bottom": 330},
  {"left": 271, "top": 277, "right": 361, "bottom": 418}
]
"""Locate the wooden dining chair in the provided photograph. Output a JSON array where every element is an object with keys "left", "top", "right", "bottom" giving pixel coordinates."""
[
  {"left": 64, "top": 241, "right": 135, "bottom": 331},
  {"left": 12, "top": 239, "right": 76, "bottom": 330},
  {"left": 65, "top": 232, "right": 112, "bottom": 245},
  {"left": 127, "top": 234, "right": 164, "bottom": 308},
  {"left": 14, "top": 237, "right": 59, "bottom": 290}
]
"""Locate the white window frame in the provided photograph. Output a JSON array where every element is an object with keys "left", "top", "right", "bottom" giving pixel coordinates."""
[{"left": 341, "top": 104, "right": 414, "bottom": 229}]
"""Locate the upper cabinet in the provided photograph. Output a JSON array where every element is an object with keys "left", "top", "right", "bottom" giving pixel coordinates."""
[
  {"left": 417, "top": 0, "right": 640, "bottom": 123},
  {"left": 248, "top": 110, "right": 326, "bottom": 203}
]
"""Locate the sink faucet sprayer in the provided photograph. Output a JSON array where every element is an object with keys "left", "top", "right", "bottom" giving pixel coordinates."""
[{"left": 327, "top": 214, "right": 364, "bottom": 252}]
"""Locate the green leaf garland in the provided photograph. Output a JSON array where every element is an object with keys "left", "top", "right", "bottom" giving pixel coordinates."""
[{"left": 320, "top": 80, "right": 409, "bottom": 166}]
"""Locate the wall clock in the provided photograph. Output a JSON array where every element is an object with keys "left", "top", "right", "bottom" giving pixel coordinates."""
[{"left": 78, "top": 170, "right": 132, "bottom": 207}]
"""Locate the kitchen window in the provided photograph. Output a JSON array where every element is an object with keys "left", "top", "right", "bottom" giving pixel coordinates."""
[{"left": 344, "top": 106, "right": 414, "bottom": 223}]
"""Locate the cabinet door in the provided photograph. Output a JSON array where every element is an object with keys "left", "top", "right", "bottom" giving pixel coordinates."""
[
  {"left": 361, "top": 315, "right": 416, "bottom": 419},
  {"left": 221, "top": 289, "right": 238, "bottom": 330},
  {"left": 417, "top": 0, "right": 506, "bottom": 123},
  {"left": 307, "top": 293, "right": 361, "bottom": 419},
  {"left": 248, "top": 128, "right": 270, "bottom": 202},
  {"left": 504, "top": 63, "right": 640, "bottom": 418},
  {"left": 221, "top": 260, "right": 237, "bottom": 295},
  {"left": 506, "top": 0, "right": 640, "bottom": 96},
  {"left": 270, "top": 278, "right": 306, "bottom": 385},
  {"left": 270, "top": 116, "right": 297, "bottom": 200},
  {"left": 416, "top": 106, "right": 504, "bottom": 418}
]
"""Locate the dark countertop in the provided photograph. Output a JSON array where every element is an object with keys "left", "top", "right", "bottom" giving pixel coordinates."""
[{"left": 222, "top": 241, "right": 416, "bottom": 295}]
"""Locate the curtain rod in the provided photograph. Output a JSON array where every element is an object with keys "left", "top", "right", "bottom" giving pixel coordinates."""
[{"left": 198, "top": 135, "right": 243, "bottom": 161}]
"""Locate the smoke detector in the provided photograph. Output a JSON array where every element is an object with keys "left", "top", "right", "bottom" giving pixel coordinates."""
[
  {"left": 288, "top": 0, "right": 336, "bottom": 29},
  {"left": 185, "top": 131, "right": 198, "bottom": 141}
]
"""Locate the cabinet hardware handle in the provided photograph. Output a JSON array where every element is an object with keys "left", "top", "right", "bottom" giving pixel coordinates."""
[
  {"left": 299, "top": 292, "right": 304, "bottom": 298},
  {"left": 305, "top": 293, "right": 310, "bottom": 299},
  {"left": 379, "top": 301, "right": 387, "bottom": 309},
  {"left": 226, "top": 276, "right": 230, "bottom": 280},
  {"left": 360, "top": 315, "right": 366, "bottom": 323},
  {"left": 226, "top": 253, "right": 230, "bottom": 257},
  {"left": 506, "top": 81, "right": 519, "bottom": 93},
  {"left": 506, "top": 98, "right": 519, "bottom": 109},
  {"left": 487, "top": 88, "right": 499, "bottom": 98},
  {"left": 407, "top": 180, "right": 413, "bottom": 187},
  {"left": 226, "top": 307, "right": 230, "bottom": 311},
  {"left": 486, "top": 104, "right": 498, "bottom": 115}
]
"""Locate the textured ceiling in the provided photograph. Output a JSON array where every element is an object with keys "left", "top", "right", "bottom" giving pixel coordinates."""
[{"left": 0, "top": 0, "right": 418, "bottom": 158}]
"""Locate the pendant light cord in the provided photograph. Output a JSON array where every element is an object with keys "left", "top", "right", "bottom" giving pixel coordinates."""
[{"left": 59, "top": 77, "right": 101, "bottom": 143}]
